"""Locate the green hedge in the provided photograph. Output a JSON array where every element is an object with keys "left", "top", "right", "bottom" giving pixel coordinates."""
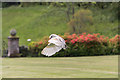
[{"left": 25, "top": 33, "right": 119, "bottom": 57}]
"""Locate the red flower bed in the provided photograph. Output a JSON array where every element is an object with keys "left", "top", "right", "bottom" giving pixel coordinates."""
[{"left": 28, "top": 33, "right": 120, "bottom": 57}]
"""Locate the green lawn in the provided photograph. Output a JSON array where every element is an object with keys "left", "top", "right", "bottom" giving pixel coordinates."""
[{"left": 2, "top": 55, "right": 118, "bottom": 78}]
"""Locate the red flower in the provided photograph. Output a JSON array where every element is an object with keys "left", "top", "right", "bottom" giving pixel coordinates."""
[
  {"left": 71, "top": 40, "right": 75, "bottom": 44},
  {"left": 67, "top": 35, "right": 72, "bottom": 39},
  {"left": 81, "top": 40, "right": 84, "bottom": 43},
  {"left": 82, "top": 32, "right": 86, "bottom": 35},
  {"left": 79, "top": 35, "right": 84, "bottom": 39},
  {"left": 39, "top": 42, "right": 43, "bottom": 45},
  {"left": 75, "top": 38, "right": 78, "bottom": 42},
  {"left": 35, "top": 45, "right": 39, "bottom": 47},
  {"left": 85, "top": 37, "right": 88, "bottom": 41},
  {"left": 87, "top": 34, "right": 91, "bottom": 37},
  {"left": 115, "top": 35, "right": 119, "bottom": 38},
  {"left": 72, "top": 33, "right": 76, "bottom": 36}
]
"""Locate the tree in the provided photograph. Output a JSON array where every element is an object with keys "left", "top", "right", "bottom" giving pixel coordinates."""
[
  {"left": 66, "top": 2, "right": 75, "bottom": 22},
  {"left": 68, "top": 9, "right": 93, "bottom": 34}
]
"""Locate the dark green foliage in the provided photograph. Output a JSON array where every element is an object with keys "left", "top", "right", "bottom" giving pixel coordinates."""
[
  {"left": 19, "top": 45, "right": 29, "bottom": 57},
  {"left": 2, "top": 2, "right": 20, "bottom": 8}
]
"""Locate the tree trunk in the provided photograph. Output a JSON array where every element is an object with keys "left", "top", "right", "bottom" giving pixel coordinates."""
[
  {"left": 66, "top": 3, "right": 71, "bottom": 22},
  {"left": 72, "top": 2, "right": 75, "bottom": 19}
]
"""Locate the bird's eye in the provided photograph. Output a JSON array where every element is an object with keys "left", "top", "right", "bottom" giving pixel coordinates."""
[{"left": 50, "top": 36, "right": 53, "bottom": 39}]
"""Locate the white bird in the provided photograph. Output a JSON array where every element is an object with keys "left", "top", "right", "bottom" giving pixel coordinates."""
[{"left": 41, "top": 34, "right": 67, "bottom": 57}]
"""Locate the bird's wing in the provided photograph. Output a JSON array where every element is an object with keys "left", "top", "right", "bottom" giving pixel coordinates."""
[
  {"left": 48, "top": 37, "right": 63, "bottom": 47},
  {"left": 41, "top": 43, "right": 62, "bottom": 57},
  {"left": 58, "top": 36, "right": 66, "bottom": 45}
]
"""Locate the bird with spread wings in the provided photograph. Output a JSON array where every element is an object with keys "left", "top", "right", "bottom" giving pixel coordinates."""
[{"left": 41, "top": 34, "right": 67, "bottom": 57}]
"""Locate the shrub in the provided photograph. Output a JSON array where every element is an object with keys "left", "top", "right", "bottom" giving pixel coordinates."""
[
  {"left": 28, "top": 33, "right": 119, "bottom": 57},
  {"left": 28, "top": 36, "right": 49, "bottom": 57},
  {"left": 68, "top": 9, "right": 93, "bottom": 34},
  {"left": 19, "top": 45, "right": 29, "bottom": 57}
]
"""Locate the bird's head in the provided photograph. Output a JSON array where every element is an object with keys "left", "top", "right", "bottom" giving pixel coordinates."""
[{"left": 49, "top": 34, "right": 58, "bottom": 39}]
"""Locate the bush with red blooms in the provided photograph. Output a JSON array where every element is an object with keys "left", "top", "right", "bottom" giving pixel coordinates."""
[{"left": 28, "top": 33, "right": 120, "bottom": 57}]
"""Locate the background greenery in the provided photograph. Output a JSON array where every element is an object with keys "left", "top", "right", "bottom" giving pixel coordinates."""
[
  {"left": 2, "top": 2, "right": 119, "bottom": 45},
  {"left": 2, "top": 2, "right": 119, "bottom": 78}
]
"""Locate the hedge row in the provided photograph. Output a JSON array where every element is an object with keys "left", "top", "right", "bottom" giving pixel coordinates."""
[{"left": 23, "top": 33, "right": 119, "bottom": 57}]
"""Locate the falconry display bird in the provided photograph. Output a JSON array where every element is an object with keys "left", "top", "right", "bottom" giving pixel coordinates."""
[{"left": 41, "top": 34, "right": 67, "bottom": 57}]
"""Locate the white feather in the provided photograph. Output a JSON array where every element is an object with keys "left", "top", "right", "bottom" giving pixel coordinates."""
[
  {"left": 41, "top": 44, "right": 62, "bottom": 56},
  {"left": 41, "top": 34, "right": 66, "bottom": 57}
]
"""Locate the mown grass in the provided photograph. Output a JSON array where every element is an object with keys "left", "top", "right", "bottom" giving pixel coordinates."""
[{"left": 2, "top": 55, "right": 118, "bottom": 78}]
